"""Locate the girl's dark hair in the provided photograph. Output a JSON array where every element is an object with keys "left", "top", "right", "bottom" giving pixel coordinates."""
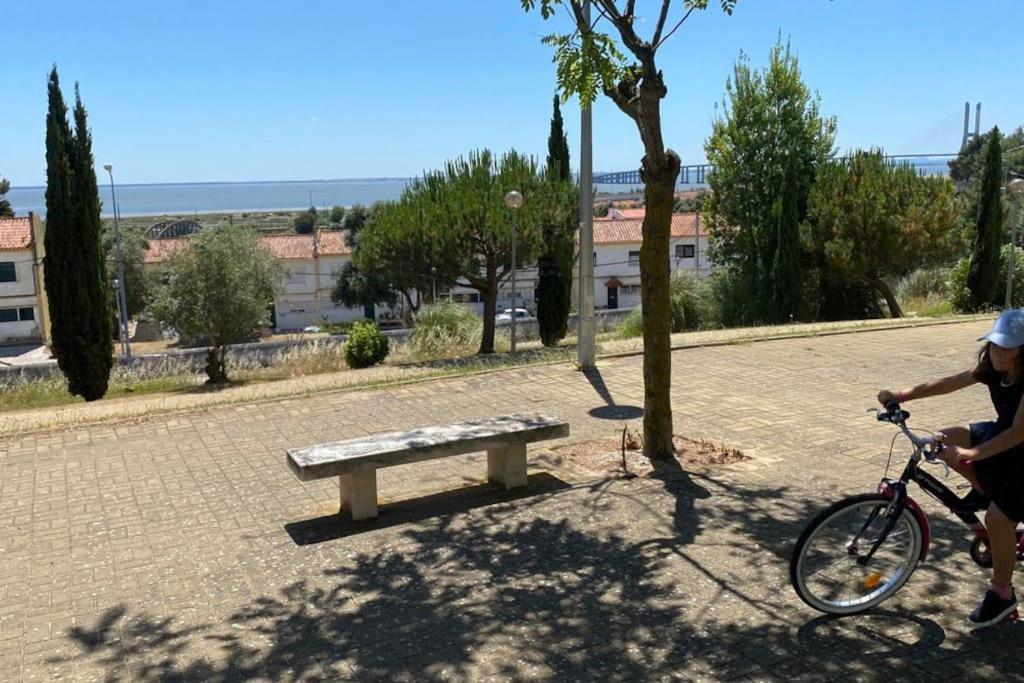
[{"left": 973, "top": 342, "right": 1024, "bottom": 384}]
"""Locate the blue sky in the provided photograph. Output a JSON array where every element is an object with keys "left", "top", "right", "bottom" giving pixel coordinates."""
[{"left": 1, "top": 1, "right": 1020, "bottom": 185}]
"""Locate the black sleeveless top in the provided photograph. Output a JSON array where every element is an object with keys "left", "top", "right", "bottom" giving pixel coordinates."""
[
  {"left": 977, "top": 372, "right": 1024, "bottom": 482},
  {"left": 984, "top": 373, "right": 1024, "bottom": 430}
]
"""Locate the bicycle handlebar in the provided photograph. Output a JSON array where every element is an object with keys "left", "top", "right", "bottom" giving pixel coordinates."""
[{"left": 871, "top": 402, "right": 944, "bottom": 460}]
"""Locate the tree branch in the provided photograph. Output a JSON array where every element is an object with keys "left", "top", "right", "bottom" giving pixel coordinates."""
[
  {"left": 593, "top": 0, "right": 653, "bottom": 67},
  {"left": 651, "top": 0, "right": 673, "bottom": 46},
  {"left": 655, "top": 2, "right": 698, "bottom": 49},
  {"left": 602, "top": 81, "right": 639, "bottom": 122}
]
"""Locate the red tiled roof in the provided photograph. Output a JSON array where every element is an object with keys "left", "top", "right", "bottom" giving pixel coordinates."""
[
  {"left": 144, "top": 230, "right": 352, "bottom": 264},
  {"left": 0, "top": 217, "right": 32, "bottom": 250},
  {"left": 593, "top": 212, "right": 701, "bottom": 245},
  {"left": 315, "top": 231, "right": 351, "bottom": 257}
]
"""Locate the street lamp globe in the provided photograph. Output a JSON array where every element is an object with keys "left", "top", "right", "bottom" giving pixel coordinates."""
[
  {"left": 504, "top": 191, "right": 524, "bottom": 210},
  {"left": 1009, "top": 178, "right": 1024, "bottom": 196}
]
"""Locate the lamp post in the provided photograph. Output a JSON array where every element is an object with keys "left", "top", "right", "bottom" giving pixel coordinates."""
[
  {"left": 505, "top": 190, "right": 524, "bottom": 355},
  {"left": 103, "top": 164, "right": 131, "bottom": 362},
  {"left": 577, "top": 0, "right": 596, "bottom": 368},
  {"left": 1007, "top": 176, "right": 1024, "bottom": 309}
]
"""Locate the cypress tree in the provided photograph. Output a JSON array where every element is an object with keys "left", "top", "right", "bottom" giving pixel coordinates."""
[
  {"left": 771, "top": 156, "right": 803, "bottom": 322},
  {"left": 967, "top": 128, "right": 1005, "bottom": 310},
  {"left": 546, "top": 96, "right": 571, "bottom": 183},
  {"left": 44, "top": 68, "right": 112, "bottom": 401},
  {"left": 538, "top": 96, "right": 574, "bottom": 347}
]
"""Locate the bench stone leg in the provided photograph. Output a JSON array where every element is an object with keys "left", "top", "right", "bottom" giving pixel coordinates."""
[
  {"left": 487, "top": 443, "right": 527, "bottom": 489},
  {"left": 339, "top": 470, "right": 378, "bottom": 520}
]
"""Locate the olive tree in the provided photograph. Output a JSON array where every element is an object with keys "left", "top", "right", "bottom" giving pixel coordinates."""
[{"left": 149, "top": 226, "right": 284, "bottom": 383}]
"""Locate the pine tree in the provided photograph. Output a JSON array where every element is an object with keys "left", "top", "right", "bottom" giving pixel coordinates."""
[
  {"left": 44, "top": 68, "right": 113, "bottom": 401},
  {"left": 538, "top": 96, "right": 574, "bottom": 347},
  {"left": 967, "top": 128, "right": 1005, "bottom": 310},
  {"left": 771, "top": 156, "right": 803, "bottom": 322}
]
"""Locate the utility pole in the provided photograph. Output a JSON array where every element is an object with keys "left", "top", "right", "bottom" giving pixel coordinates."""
[
  {"left": 577, "top": 0, "right": 596, "bottom": 368},
  {"left": 103, "top": 164, "right": 131, "bottom": 362}
]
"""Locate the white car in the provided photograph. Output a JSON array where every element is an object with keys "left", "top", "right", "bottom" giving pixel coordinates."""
[{"left": 495, "top": 308, "right": 530, "bottom": 324}]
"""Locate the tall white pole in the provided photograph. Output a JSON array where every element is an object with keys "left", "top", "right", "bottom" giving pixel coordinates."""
[
  {"left": 510, "top": 210, "right": 518, "bottom": 355},
  {"left": 577, "top": 0, "right": 596, "bottom": 368}
]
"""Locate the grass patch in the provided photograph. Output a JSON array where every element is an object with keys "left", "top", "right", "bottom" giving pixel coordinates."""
[{"left": 900, "top": 294, "right": 954, "bottom": 318}]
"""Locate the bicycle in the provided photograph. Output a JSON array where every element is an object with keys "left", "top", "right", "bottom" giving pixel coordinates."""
[{"left": 789, "top": 403, "right": 1024, "bottom": 620}]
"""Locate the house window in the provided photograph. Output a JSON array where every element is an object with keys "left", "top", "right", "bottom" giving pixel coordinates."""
[
  {"left": 628, "top": 250, "right": 641, "bottom": 266},
  {"left": 0, "top": 262, "right": 16, "bottom": 283},
  {"left": 19, "top": 307, "right": 34, "bottom": 321},
  {"left": 0, "top": 308, "right": 16, "bottom": 323},
  {"left": 621, "top": 285, "right": 641, "bottom": 296},
  {"left": 288, "top": 271, "right": 307, "bottom": 285},
  {"left": 676, "top": 244, "right": 695, "bottom": 259}
]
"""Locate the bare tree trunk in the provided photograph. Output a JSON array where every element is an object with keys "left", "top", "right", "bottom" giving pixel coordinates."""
[
  {"left": 205, "top": 343, "right": 228, "bottom": 384},
  {"left": 869, "top": 276, "right": 902, "bottom": 318},
  {"left": 640, "top": 152, "right": 680, "bottom": 460},
  {"left": 479, "top": 268, "right": 498, "bottom": 355}
]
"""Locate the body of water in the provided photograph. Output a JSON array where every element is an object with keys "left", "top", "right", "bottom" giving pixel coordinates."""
[
  {"left": 7, "top": 178, "right": 693, "bottom": 218},
  {"left": 7, "top": 179, "right": 415, "bottom": 217}
]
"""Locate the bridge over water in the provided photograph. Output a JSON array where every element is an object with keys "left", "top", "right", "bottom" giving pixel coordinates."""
[{"left": 593, "top": 153, "right": 957, "bottom": 187}]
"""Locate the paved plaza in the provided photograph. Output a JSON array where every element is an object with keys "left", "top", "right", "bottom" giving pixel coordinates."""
[{"left": 2, "top": 319, "right": 1023, "bottom": 681}]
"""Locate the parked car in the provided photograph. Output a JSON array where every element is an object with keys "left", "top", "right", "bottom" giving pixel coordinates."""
[{"left": 495, "top": 308, "right": 530, "bottom": 324}]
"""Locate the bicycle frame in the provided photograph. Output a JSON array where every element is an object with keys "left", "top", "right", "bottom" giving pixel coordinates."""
[{"left": 873, "top": 434, "right": 1024, "bottom": 564}]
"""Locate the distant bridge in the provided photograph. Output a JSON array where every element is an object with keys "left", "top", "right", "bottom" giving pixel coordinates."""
[
  {"left": 594, "top": 153, "right": 958, "bottom": 186},
  {"left": 145, "top": 219, "right": 204, "bottom": 239}
]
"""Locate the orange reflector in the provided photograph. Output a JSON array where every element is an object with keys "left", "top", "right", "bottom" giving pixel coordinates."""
[{"left": 863, "top": 572, "right": 883, "bottom": 590}]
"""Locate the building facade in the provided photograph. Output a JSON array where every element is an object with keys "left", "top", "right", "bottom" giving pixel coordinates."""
[
  {"left": 0, "top": 214, "right": 50, "bottom": 344},
  {"left": 144, "top": 230, "right": 406, "bottom": 332},
  {"left": 443, "top": 209, "right": 715, "bottom": 315}
]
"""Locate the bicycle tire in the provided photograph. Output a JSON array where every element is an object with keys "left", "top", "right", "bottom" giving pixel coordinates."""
[{"left": 790, "top": 493, "right": 923, "bottom": 615}]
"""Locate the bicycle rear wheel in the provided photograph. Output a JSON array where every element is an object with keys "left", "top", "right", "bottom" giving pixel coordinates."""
[{"left": 790, "top": 493, "right": 923, "bottom": 615}]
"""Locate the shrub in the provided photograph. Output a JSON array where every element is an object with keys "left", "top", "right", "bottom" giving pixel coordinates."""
[
  {"left": 896, "top": 267, "right": 951, "bottom": 302},
  {"left": 409, "top": 302, "right": 482, "bottom": 359},
  {"left": 619, "top": 272, "right": 713, "bottom": 339},
  {"left": 618, "top": 308, "right": 644, "bottom": 339},
  {"left": 345, "top": 320, "right": 389, "bottom": 369},
  {"left": 668, "top": 271, "right": 711, "bottom": 333},
  {"left": 950, "top": 245, "right": 1024, "bottom": 312}
]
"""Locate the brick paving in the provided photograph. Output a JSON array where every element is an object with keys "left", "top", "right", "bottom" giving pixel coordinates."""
[{"left": 2, "top": 319, "right": 1023, "bottom": 681}]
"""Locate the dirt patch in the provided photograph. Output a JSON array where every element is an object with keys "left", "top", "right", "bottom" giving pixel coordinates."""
[{"left": 554, "top": 430, "right": 748, "bottom": 476}]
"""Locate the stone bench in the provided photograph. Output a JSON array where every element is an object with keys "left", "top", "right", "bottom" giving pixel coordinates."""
[{"left": 286, "top": 413, "right": 570, "bottom": 520}]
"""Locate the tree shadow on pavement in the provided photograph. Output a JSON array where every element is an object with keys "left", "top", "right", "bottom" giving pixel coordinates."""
[{"left": 51, "top": 463, "right": 1024, "bottom": 680}]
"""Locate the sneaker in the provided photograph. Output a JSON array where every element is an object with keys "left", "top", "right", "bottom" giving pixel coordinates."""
[
  {"left": 960, "top": 488, "right": 990, "bottom": 512},
  {"left": 969, "top": 589, "right": 1018, "bottom": 628}
]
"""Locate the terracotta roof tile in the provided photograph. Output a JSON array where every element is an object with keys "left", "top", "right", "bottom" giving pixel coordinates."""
[
  {"left": 593, "top": 212, "right": 701, "bottom": 244},
  {"left": 315, "top": 231, "right": 351, "bottom": 256},
  {"left": 144, "top": 230, "right": 352, "bottom": 264},
  {"left": 0, "top": 217, "right": 32, "bottom": 250}
]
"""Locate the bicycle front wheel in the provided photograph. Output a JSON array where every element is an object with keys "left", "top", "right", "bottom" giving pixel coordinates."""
[{"left": 790, "top": 493, "right": 923, "bottom": 615}]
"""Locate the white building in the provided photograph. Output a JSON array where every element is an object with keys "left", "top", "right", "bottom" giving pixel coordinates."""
[
  {"left": 144, "top": 230, "right": 403, "bottom": 331},
  {"left": 589, "top": 210, "right": 713, "bottom": 310},
  {"left": 444, "top": 209, "right": 714, "bottom": 314},
  {"left": 0, "top": 214, "right": 50, "bottom": 344}
]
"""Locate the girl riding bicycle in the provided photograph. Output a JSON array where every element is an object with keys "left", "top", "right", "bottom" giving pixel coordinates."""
[{"left": 878, "top": 309, "right": 1024, "bottom": 628}]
